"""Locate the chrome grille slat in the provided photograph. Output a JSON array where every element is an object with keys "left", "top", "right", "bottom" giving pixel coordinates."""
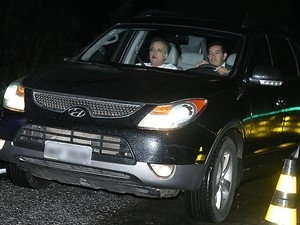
[
  {"left": 33, "top": 91, "right": 143, "bottom": 118},
  {"left": 15, "top": 124, "right": 134, "bottom": 163}
]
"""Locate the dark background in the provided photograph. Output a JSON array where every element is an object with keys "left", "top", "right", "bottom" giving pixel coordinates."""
[{"left": 0, "top": 0, "right": 299, "bottom": 84}]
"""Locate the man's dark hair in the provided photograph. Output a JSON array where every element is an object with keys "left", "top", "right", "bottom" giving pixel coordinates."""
[
  {"left": 208, "top": 40, "right": 227, "bottom": 53},
  {"left": 150, "top": 35, "right": 171, "bottom": 54}
]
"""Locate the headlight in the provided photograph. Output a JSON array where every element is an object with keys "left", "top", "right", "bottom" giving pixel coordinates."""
[
  {"left": 3, "top": 77, "right": 25, "bottom": 112},
  {"left": 138, "top": 99, "right": 207, "bottom": 130}
]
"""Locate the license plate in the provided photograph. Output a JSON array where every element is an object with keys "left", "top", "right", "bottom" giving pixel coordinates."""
[{"left": 44, "top": 141, "right": 92, "bottom": 165}]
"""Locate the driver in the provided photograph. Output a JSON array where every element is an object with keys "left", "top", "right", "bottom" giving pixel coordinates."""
[{"left": 196, "top": 41, "right": 232, "bottom": 75}]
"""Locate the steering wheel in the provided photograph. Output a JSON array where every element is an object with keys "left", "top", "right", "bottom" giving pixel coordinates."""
[
  {"left": 198, "top": 64, "right": 217, "bottom": 70},
  {"left": 187, "top": 64, "right": 219, "bottom": 75}
]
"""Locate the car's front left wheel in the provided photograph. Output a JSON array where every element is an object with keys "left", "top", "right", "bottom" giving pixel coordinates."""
[
  {"left": 185, "top": 136, "right": 238, "bottom": 222},
  {"left": 6, "top": 163, "right": 51, "bottom": 189}
]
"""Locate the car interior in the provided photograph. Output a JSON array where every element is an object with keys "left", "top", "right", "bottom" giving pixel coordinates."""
[
  {"left": 80, "top": 28, "right": 239, "bottom": 73},
  {"left": 137, "top": 33, "right": 237, "bottom": 71}
]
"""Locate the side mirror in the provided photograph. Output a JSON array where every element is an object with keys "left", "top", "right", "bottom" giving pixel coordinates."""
[{"left": 248, "top": 66, "right": 283, "bottom": 86}]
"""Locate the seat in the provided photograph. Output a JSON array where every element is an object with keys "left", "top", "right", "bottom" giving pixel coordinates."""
[
  {"left": 226, "top": 53, "right": 237, "bottom": 67},
  {"left": 180, "top": 35, "right": 207, "bottom": 54},
  {"left": 178, "top": 52, "right": 204, "bottom": 70},
  {"left": 165, "top": 43, "right": 179, "bottom": 65}
]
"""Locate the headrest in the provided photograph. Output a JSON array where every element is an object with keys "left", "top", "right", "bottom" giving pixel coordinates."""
[
  {"left": 165, "top": 44, "right": 178, "bottom": 65},
  {"left": 226, "top": 53, "right": 237, "bottom": 66}
]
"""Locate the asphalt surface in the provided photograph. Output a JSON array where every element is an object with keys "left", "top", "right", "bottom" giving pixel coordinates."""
[{"left": 0, "top": 164, "right": 299, "bottom": 225}]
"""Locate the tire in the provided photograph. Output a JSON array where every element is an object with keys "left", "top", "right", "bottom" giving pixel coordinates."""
[
  {"left": 6, "top": 163, "right": 50, "bottom": 189},
  {"left": 185, "top": 136, "right": 238, "bottom": 222}
]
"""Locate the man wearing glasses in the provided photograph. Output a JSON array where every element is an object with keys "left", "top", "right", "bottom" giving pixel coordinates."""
[{"left": 196, "top": 41, "right": 232, "bottom": 75}]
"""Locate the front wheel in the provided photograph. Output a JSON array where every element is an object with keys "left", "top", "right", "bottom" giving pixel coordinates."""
[
  {"left": 185, "top": 136, "right": 238, "bottom": 222},
  {"left": 6, "top": 163, "right": 50, "bottom": 189}
]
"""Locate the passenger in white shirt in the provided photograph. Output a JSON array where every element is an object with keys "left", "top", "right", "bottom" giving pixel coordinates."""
[{"left": 137, "top": 36, "right": 178, "bottom": 70}]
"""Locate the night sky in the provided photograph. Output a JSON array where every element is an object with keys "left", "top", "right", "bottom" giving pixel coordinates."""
[{"left": 74, "top": 0, "right": 300, "bottom": 48}]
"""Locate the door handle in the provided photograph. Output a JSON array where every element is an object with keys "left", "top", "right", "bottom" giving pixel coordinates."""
[{"left": 275, "top": 98, "right": 286, "bottom": 107}]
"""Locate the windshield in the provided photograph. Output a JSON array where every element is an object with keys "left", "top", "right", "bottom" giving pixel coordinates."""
[{"left": 79, "top": 24, "right": 243, "bottom": 74}]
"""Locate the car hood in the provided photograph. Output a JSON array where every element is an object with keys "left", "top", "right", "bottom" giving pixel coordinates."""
[{"left": 23, "top": 62, "right": 226, "bottom": 103}]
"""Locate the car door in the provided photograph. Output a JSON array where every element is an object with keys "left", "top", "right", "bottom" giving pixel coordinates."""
[
  {"left": 267, "top": 34, "right": 300, "bottom": 158},
  {"left": 242, "top": 33, "right": 285, "bottom": 166}
]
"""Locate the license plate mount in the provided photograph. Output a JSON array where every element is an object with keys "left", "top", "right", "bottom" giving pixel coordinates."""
[{"left": 44, "top": 141, "right": 92, "bottom": 165}]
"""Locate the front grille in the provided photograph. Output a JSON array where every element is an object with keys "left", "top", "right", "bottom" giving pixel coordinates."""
[
  {"left": 14, "top": 124, "right": 135, "bottom": 164},
  {"left": 33, "top": 91, "right": 143, "bottom": 118}
]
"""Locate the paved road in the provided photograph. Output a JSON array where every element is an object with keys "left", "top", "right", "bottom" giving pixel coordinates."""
[{"left": 0, "top": 165, "right": 299, "bottom": 225}]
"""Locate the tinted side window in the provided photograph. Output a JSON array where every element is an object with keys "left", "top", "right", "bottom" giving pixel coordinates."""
[
  {"left": 290, "top": 41, "right": 300, "bottom": 76},
  {"left": 268, "top": 34, "right": 298, "bottom": 78},
  {"left": 247, "top": 35, "right": 272, "bottom": 75}
]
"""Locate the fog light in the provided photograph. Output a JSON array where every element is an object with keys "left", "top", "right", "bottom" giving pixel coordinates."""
[
  {"left": 0, "top": 139, "right": 5, "bottom": 150},
  {"left": 149, "top": 164, "right": 175, "bottom": 177}
]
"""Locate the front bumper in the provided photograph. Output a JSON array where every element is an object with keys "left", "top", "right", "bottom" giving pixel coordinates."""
[
  {"left": 0, "top": 140, "right": 208, "bottom": 198},
  {"left": 0, "top": 106, "right": 215, "bottom": 198}
]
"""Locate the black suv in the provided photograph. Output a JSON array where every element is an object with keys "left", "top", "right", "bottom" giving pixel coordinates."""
[{"left": 1, "top": 11, "right": 300, "bottom": 223}]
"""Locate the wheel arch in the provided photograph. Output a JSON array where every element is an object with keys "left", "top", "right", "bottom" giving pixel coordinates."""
[
  {"left": 185, "top": 120, "right": 245, "bottom": 222},
  {"left": 213, "top": 120, "right": 244, "bottom": 188}
]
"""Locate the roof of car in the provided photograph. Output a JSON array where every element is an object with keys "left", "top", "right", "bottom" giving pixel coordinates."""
[
  {"left": 121, "top": 9, "right": 291, "bottom": 37},
  {"left": 130, "top": 11, "right": 241, "bottom": 31}
]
